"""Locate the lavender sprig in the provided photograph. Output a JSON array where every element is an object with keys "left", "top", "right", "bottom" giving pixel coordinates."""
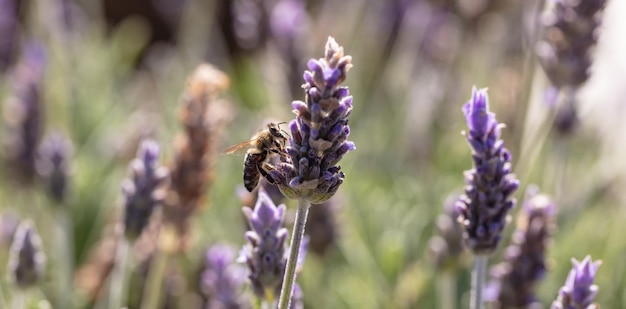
[
  {"left": 8, "top": 219, "right": 46, "bottom": 289},
  {"left": 265, "top": 36, "right": 353, "bottom": 309},
  {"left": 551, "top": 256, "right": 601, "bottom": 309},
  {"left": 456, "top": 87, "right": 520, "bottom": 255},
  {"left": 241, "top": 188, "right": 289, "bottom": 302},
  {"left": 121, "top": 139, "right": 169, "bottom": 241},
  {"left": 201, "top": 245, "right": 249, "bottom": 309},
  {"left": 456, "top": 87, "right": 519, "bottom": 309},
  {"left": 269, "top": 36, "right": 355, "bottom": 204},
  {"left": 3, "top": 44, "right": 46, "bottom": 186},
  {"left": 486, "top": 186, "right": 556, "bottom": 308},
  {"left": 36, "top": 132, "right": 73, "bottom": 204}
]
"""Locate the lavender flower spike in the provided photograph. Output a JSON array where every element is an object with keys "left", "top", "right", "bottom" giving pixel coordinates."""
[
  {"left": 241, "top": 187, "right": 289, "bottom": 301},
  {"left": 456, "top": 87, "right": 520, "bottom": 255},
  {"left": 8, "top": 219, "right": 46, "bottom": 288},
  {"left": 121, "top": 139, "right": 169, "bottom": 241},
  {"left": 269, "top": 36, "right": 355, "bottom": 204},
  {"left": 201, "top": 244, "right": 248, "bottom": 308},
  {"left": 551, "top": 256, "right": 601, "bottom": 309},
  {"left": 487, "top": 186, "right": 556, "bottom": 307}
]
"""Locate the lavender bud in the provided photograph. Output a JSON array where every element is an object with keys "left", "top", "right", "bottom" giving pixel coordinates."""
[
  {"left": 551, "top": 256, "right": 601, "bottom": 309},
  {"left": 201, "top": 244, "right": 249, "bottom": 309},
  {"left": 428, "top": 195, "right": 466, "bottom": 272},
  {"left": 36, "top": 131, "right": 73, "bottom": 204},
  {"left": 0, "top": 0, "right": 19, "bottom": 72},
  {"left": 8, "top": 219, "right": 46, "bottom": 289},
  {"left": 486, "top": 186, "right": 556, "bottom": 308},
  {"left": 241, "top": 188, "right": 289, "bottom": 300},
  {"left": 456, "top": 87, "right": 520, "bottom": 255},
  {"left": 270, "top": 37, "right": 355, "bottom": 204},
  {"left": 3, "top": 43, "right": 46, "bottom": 185},
  {"left": 537, "top": 0, "right": 607, "bottom": 89},
  {"left": 122, "top": 139, "right": 169, "bottom": 241}
]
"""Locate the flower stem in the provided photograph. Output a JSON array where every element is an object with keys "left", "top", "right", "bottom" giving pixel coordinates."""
[
  {"left": 470, "top": 255, "right": 488, "bottom": 309},
  {"left": 438, "top": 272, "right": 456, "bottom": 309},
  {"left": 141, "top": 247, "right": 168, "bottom": 309},
  {"left": 55, "top": 208, "right": 74, "bottom": 309},
  {"left": 277, "top": 199, "right": 310, "bottom": 309},
  {"left": 108, "top": 237, "right": 130, "bottom": 309}
]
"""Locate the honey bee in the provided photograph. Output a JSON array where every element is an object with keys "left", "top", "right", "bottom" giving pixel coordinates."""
[{"left": 222, "top": 122, "right": 288, "bottom": 192}]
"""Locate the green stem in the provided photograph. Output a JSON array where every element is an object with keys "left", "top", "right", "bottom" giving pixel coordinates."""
[
  {"left": 277, "top": 199, "right": 310, "bottom": 309},
  {"left": 108, "top": 237, "right": 130, "bottom": 309},
  {"left": 141, "top": 247, "right": 168, "bottom": 309},
  {"left": 55, "top": 208, "right": 74, "bottom": 309},
  {"left": 437, "top": 272, "right": 456, "bottom": 309},
  {"left": 470, "top": 255, "right": 488, "bottom": 309}
]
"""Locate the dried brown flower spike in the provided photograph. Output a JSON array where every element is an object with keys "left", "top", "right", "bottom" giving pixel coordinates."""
[{"left": 164, "top": 64, "right": 232, "bottom": 252}]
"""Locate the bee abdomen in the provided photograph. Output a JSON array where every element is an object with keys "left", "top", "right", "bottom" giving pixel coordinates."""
[{"left": 243, "top": 152, "right": 266, "bottom": 192}]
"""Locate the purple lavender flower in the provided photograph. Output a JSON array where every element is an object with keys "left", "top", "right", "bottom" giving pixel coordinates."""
[
  {"left": 456, "top": 87, "right": 520, "bottom": 255},
  {"left": 551, "top": 256, "right": 601, "bottom": 309},
  {"left": 3, "top": 43, "right": 46, "bottom": 185},
  {"left": 241, "top": 187, "right": 289, "bottom": 301},
  {"left": 121, "top": 139, "right": 169, "bottom": 241},
  {"left": 201, "top": 244, "right": 249, "bottom": 309},
  {"left": 537, "top": 0, "right": 607, "bottom": 89},
  {"left": 429, "top": 194, "right": 466, "bottom": 271},
  {"left": 0, "top": 0, "right": 18, "bottom": 72},
  {"left": 486, "top": 186, "right": 556, "bottom": 308},
  {"left": 36, "top": 131, "right": 73, "bottom": 204},
  {"left": 269, "top": 36, "right": 355, "bottom": 204},
  {"left": 8, "top": 219, "right": 46, "bottom": 288}
]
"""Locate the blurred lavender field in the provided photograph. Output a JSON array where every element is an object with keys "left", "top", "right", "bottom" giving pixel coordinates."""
[{"left": 1, "top": 0, "right": 626, "bottom": 308}]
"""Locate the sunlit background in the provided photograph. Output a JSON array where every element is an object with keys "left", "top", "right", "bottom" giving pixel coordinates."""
[{"left": 1, "top": 0, "right": 625, "bottom": 308}]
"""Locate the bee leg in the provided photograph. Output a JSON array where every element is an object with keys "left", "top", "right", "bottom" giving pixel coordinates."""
[{"left": 258, "top": 162, "right": 277, "bottom": 184}]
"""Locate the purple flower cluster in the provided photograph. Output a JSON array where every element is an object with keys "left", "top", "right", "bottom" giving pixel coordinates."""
[
  {"left": 36, "top": 132, "right": 73, "bottom": 204},
  {"left": 429, "top": 195, "right": 466, "bottom": 271},
  {"left": 486, "top": 186, "right": 556, "bottom": 307},
  {"left": 241, "top": 188, "right": 289, "bottom": 300},
  {"left": 456, "top": 87, "right": 519, "bottom": 255},
  {"left": 551, "top": 256, "right": 601, "bottom": 309},
  {"left": 537, "top": 0, "right": 607, "bottom": 89},
  {"left": 8, "top": 219, "right": 46, "bottom": 288},
  {"left": 201, "top": 244, "right": 248, "bottom": 309},
  {"left": 269, "top": 36, "right": 355, "bottom": 204},
  {"left": 3, "top": 44, "right": 46, "bottom": 185},
  {"left": 121, "top": 140, "right": 169, "bottom": 241}
]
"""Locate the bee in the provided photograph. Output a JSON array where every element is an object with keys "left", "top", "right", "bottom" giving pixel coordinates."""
[{"left": 222, "top": 122, "right": 288, "bottom": 192}]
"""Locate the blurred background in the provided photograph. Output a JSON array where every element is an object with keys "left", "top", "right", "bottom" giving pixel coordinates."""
[{"left": 1, "top": 0, "right": 626, "bottom": 308}]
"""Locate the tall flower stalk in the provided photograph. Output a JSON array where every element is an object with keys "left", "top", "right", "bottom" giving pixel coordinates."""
[
  {"left": 486, "top": 186, "right": 556, "bottom": 308},
  {"left": 265, "top": 36, "right": 354, "bottom": 309},
  {"left": 456, "top": 87, "right": 519, "bottom": 309},
  {"left": 110, "top": 139, "right": 169, "bottom": 309}
]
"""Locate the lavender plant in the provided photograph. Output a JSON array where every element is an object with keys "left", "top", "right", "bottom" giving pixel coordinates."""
[
  {"left": 201, "top": 244, "right": 249, "bottom": 308},
  {"left": 456, "top": 87, "right": 519, "bottom": 309},
  {"left": 264, "top": 36, "right": 354, "bottom": 308},
  {"left": 36, "top": 132, "right": 73, "bottom": 204},
  {"left": 121, "top": 139, "right": 169, "bottom": 241},
  {"left": 551, "top": 256, "right": 601, "bottom": 309},
  {"left": 537, "top": 0, "right": 608, "bottom": 135},
  {"left": 0, "top": 0, "right": 18, "bottom": 72},
  {"left": 486, "top": 186, "right": 556, "bottom": 308},
  {"left": 8, "top": 219, "right": 46, "bottom": 289},
  {"left": 110, "top": 139, "right": 169, "bottom": 309},
  {"left": 3, "top": 43, "right": 46, "bottom": 186},
  {"left": 241, "top": 188, "right": 288, "bottom": 303}
]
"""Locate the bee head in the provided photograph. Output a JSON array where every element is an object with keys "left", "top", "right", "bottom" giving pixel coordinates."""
[{"left": 268, "top": 122, "right": 288, "bottom": 138}]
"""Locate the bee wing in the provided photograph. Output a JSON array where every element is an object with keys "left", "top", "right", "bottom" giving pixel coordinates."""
[{"left": 221, "top": 140, "right": 254, "bottom": 155}]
